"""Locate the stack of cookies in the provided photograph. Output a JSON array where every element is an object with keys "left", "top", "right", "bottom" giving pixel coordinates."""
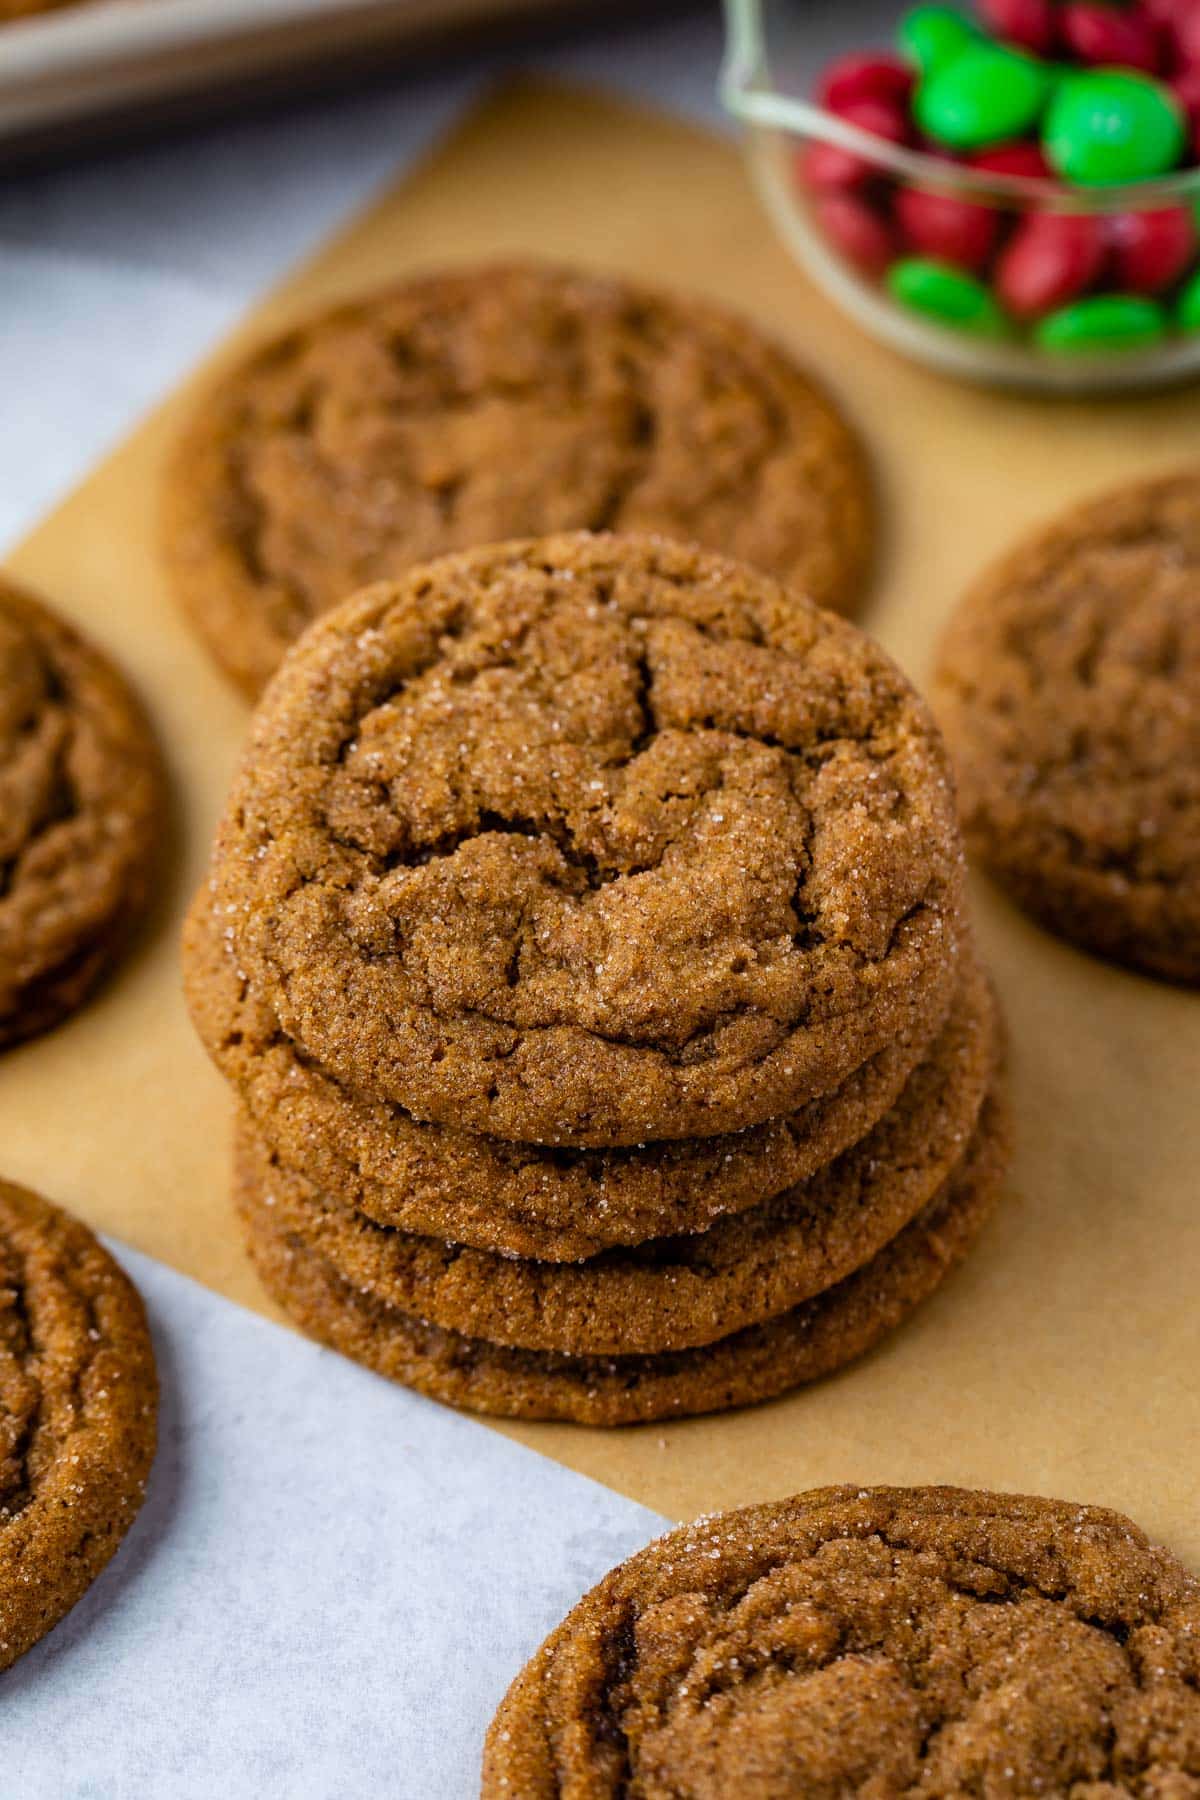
[{"left": 183, "top": 533, "right": 1008, "bottom": 1425}]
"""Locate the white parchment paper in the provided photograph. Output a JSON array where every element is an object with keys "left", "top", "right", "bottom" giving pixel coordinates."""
[{"left": 7, "top": 1246, "right": 664, "bottom": 1798}]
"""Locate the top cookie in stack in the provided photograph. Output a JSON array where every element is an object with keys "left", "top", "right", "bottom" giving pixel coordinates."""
[{"left": 185, "top": 533, "right": 1001, "bottom": 1424}]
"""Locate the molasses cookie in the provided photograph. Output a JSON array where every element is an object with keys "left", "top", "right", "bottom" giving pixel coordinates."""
[
  {"left": 232, "top": 957, "right": 996, "bottom": 1354},
  {"left": 0, "top": 1177, "right": 157, "bottom": 1669},
  {"left": 185, "top": 888, "right": 958, "bottom": 1260},
  {"left": 483, "top": 1484, "right": 1200, "bottom": 1797},
  {"left": 936, "top": 470, "right": 1200, "bottom": 983},
  {"left": 237, "top": 1083, "right": 1008, "bottom": 1425},
  {"left": 0, "top": 575, "right": 163, "bottom": 1049},
  {"left": 210, "top": 534, "right": 964, "bottom": 1146},
  {"left": 164, "top": 262, "right": 874, "bottom": 695}
]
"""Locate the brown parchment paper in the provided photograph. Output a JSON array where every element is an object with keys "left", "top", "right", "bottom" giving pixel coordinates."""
[{"left": 3, "top": 81, "right": 1199, "bottom": 1555}]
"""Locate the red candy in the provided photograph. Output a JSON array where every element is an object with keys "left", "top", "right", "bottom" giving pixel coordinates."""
[
  {"left": 969, "top": 142, "right": 1054, "bottom": 179},
  {"left": 803, "top": 3, "right": 1200, "bottom": 336},
  {"left": 826, "top": 94, "right": 912, "bottom": 144},
  {"left": 814, "top": 192, "right": 898, "bottom": 278},
  {"left": 1144, "top": 0, "right": 1200, "bottom": 61},
  {"left": 801, "top": 95, "right": 911, "bottom": 189},
  {"left": 1109, "top": 206, "right": 1197, "bottom": 291},
  {"left": 895, "top": 185, "right": 1000, "bottom": 271},
  {"left": 979, "top": 0, "right": 1059, "bottom": 56},
  {"left": 996, "top": 211, "right": 1108, "bottom": 317},
  {"left": 800, "top": 142, "right": 874, "bottom": 190},
  {"left": 1180, "top": 15, "right": 1200, "bottom": 72},
  {"left": 1153, "top": 2, "right": 1200, "bottom": 69},
  {"left": 1171, "top": 68, "right": 1200, "bottom": 122},
  {"left": 1060, "top": 3, "right": 1163, "bottom": 73},
  {"left": 817, "top": 53, "right": 913, "bottom": 113}
]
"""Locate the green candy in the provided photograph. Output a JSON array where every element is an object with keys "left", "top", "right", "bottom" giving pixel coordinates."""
[
  {"left": 898, "top": 5, "right": 980, "bottom": 75},
  {"left": 887, "top": 258, "right": 1009, "bottom": 335},
  {"left": 916, "top": 44, "right": 1052, "bottom": 151},
  {"left": 1036, "top": 295, "right": 1167, "bottom": 352},
  {"left": 1177, "top": 271, "right": 1200, "bottom": 334},
  {"left": 1044, "top": 72, "right": 1185, "bottom": 184}
]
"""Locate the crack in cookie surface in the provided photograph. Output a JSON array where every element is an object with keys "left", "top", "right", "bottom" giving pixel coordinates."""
[
  {"left": 214, "top": 535, "right": 963, "bottom": 1145},
  {"left": 484, "top": 1486, "right": 1200, "bottom": 1798}
]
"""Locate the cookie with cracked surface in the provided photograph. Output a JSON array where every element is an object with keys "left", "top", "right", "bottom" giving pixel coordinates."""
[
  {"left": 0, "top": 575, "right": 163, "bottom": 1049},
  {"left": 185, "top": 887, "right": 958, "bottom": 1260},
  {"left": 164, "top": 262, "right": 875, "bottom": 696},
  {"left": 237, "top": 1082, "right": 1008, "bottom": 1424},
  {"left": 483, "top": 1484, "right": 1200, "bottom": 1798},
  {"left": 936, "top": 470, "right": 1200, "bottom": 984},
  {"left": 0, "top": 1177, "right": 157, "bottom": 1669},
  {"left": 232, "top": 956, "right": 996, "bottom": 1354},
  {"left": 210, "top": 534, "right": 964, "bottom": 1147}
]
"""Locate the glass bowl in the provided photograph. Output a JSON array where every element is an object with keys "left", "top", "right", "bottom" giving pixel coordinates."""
[{"left": 721, "top": 0, "right": 1200, "bottom": 393}]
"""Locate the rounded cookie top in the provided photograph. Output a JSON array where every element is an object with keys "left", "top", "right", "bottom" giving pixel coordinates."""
[
  {"left": 0, "top": 576, "right": 163, "bottom": 1048},
  {"left": 0, "top": 1177, "right": 157, "bottom": 1669},
  {"left": 484, "top": 1484, "right": 1200, "bottom": 1796},
  {"left": 232, "top": 955, "right": 996, "bottom": 1355},
  {"left": 164, "top": 261, "right": 874, "bottom": 695},
  {"left": 936, "top": 470, "right": 1200, "bottom": 983},
  {"left": 213, "top": 534, "right": 963, "bottom": 1146},
  {"left": 185, "top": 887, "right": 954, "bottom": 1259}
]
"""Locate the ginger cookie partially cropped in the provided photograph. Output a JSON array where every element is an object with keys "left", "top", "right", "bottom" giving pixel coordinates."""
[
  {"left": 185, "top": 888, "right": 958, "bottom": 1260},
  {"left": 483, "top": 1485, "right": 1200, "bottom": 1798},
  {"left": 164, "top": 262, "right": 874, "bottom": 695},
  {"left": 0, "top": 575, "right": 163, "bottom": 1049},
  {"left": 238, "top": 1083, "right": 1007, "bottom": 1425},
  {"left": 0, "top": 1178, "right": 157, "bottom": 1669},
  {"left": 210, "top": 534, "right": 963, "bottom": 1148},
  {"left": 232, "top": 958, "right": 996, "bottom": 1355},
  {"left": 936, "top": 470, "right": 1200, "bottom": 983}
]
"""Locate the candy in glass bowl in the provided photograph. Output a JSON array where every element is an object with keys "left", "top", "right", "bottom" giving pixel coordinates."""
[{"left": 722, "top": 0, "right": 1200, "bottom": 391}]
